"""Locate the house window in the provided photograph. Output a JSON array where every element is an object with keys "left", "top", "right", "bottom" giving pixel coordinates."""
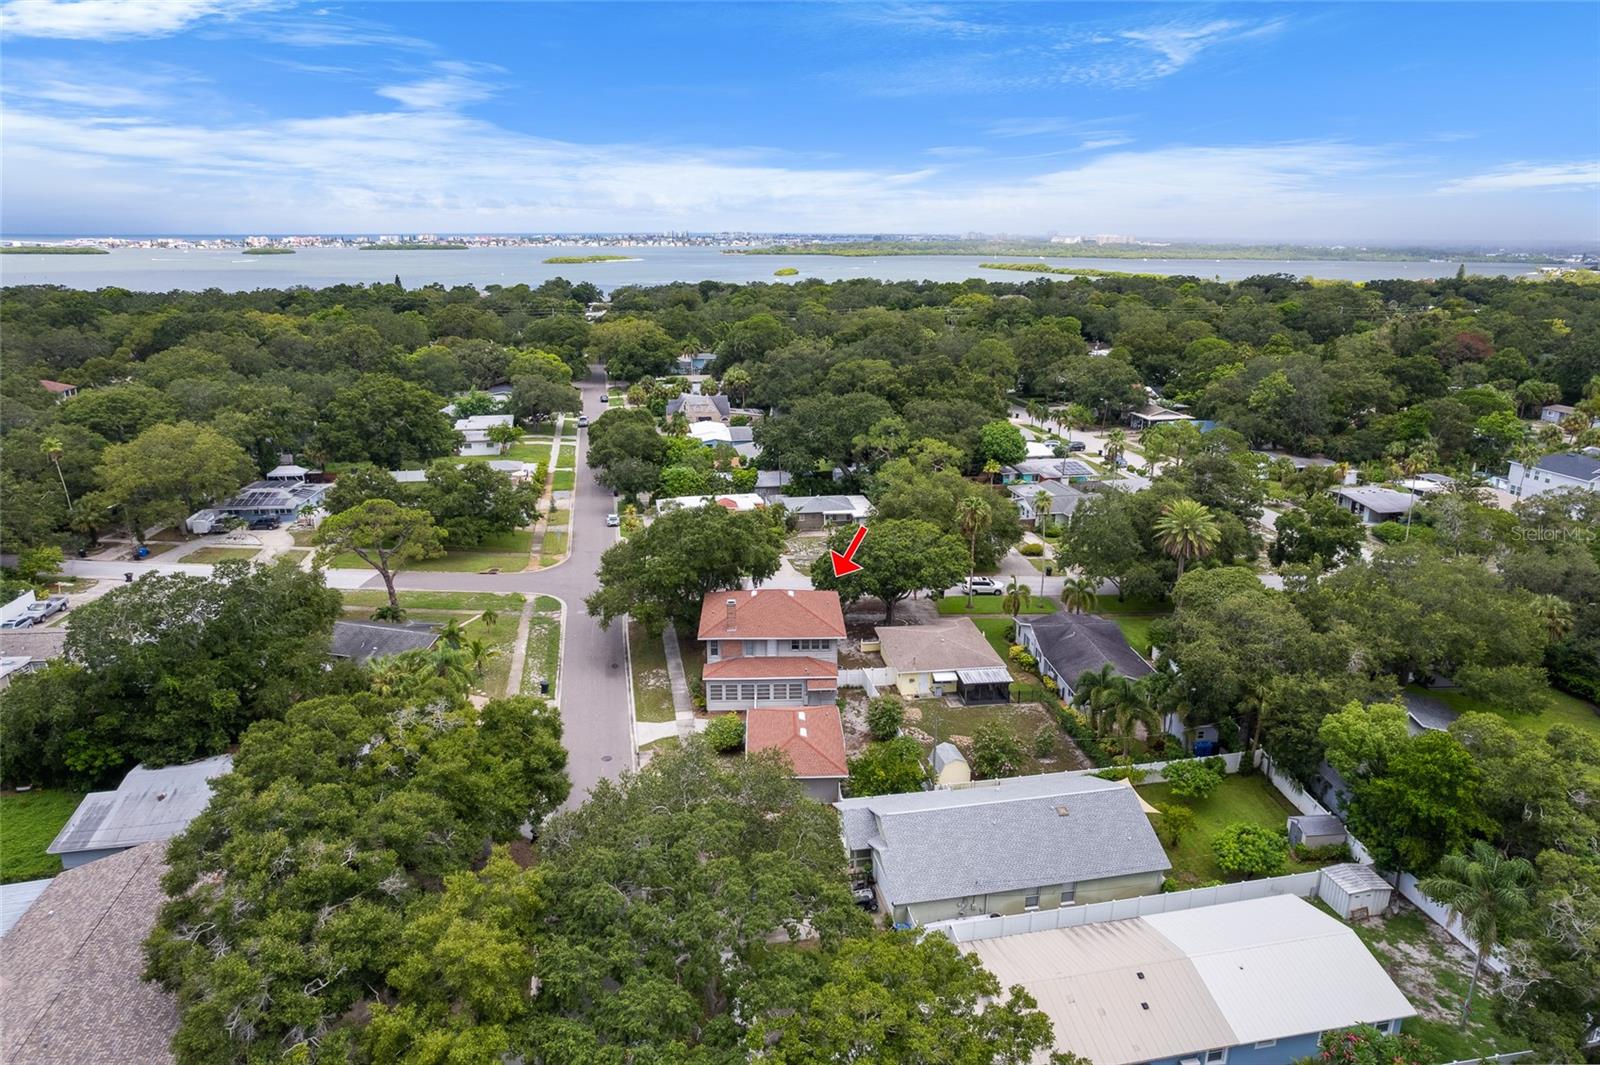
[
  {"left": 1023, "top": 890, "right": 1040, "bottom": 911},
  {"left": 1059, "top": 884, "right": 1075, "bottom": 904},
  {"left": 744, "top": 640, "right": 767, "bottom": 657},
  {"left": 1253, "top": 1040, "right": 1277, "bottom": 1049},
  {"left": 1204, "top": 1050, "right": 1228, "bottom": 1065},
  {"left": 1375, "top": 1020, "right": 1395, "bottom": 1035},
  {"left": 739, "top": 683, "right": 757, "bottom": 700},
  {"left": 754, "top": 683, "right": 772, "bottom": 701},
  {"left": 707, "top": 640, "right": 720, "bottom": 658},
  {"left": 789, "top": 638, "right": 829, "bottom": 651}
]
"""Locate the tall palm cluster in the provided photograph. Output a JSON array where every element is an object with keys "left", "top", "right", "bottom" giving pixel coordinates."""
[
  {"left": 1071, "top": 666, "right": 1189, "bottom": 760},
  {"left": 366, "top": 615, "right": 501, "bottom": 700}
]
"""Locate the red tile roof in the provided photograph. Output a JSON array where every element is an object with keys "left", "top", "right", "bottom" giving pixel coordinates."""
[
  {"left": 38, "top": 379, "right": 75, "bottom": 394},
  {"left": 697, "top": 589, "right": 846, "bottom": 640},
  {"left": 746, "top": 705, "right": 848, "bottom": 779},
  {"left": 703, "top": 656, "right": 838, "bottom": 680}
]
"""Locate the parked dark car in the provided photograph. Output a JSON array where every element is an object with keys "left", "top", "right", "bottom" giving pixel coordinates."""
[
  {"left": 1066, "top": 440, "right": 1087, "bottom": 452},
  {"left": 852, "top": 886, "right": 878, "bottom": 913},
  {"left": 247, "top": 517, "right": 280, "bottom": 530}
]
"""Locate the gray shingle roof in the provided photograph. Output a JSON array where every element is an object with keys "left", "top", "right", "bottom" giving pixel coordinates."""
[
  {"left": 1536, "top": 452, "right": 1600, "bottom": 481},
  {"left": 1402, "top": 691, "right": 1459, "bottom": 732},
  {"left": 1019, "top": 614, "right": 1153, "bottom": 688},
  {"left": 48, "top": 755, "right": 231, "bottom": 857},
  {"left": 665, "top": 393, "right": 731, "bottom": 418},
  {"left": 0, "top": 843, "right": 178, "bottom": 1064},
  {"left": 329, "top": 619, "right": 440, "bottom": 663},
  {"left": 837, "top": 771, "right": 1169, "bottom": 906},
  {"left": 933, "top": 742, "right": 967, "bottom": 774}
]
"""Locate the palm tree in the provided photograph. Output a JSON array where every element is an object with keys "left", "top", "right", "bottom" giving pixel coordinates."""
[
  {"left": 1060, "top": 575, "right": 1098, "bottom": 614},
  {"left": 1001, "top": 579, "right": 1031, "bottom": 619},
  {"left": 1102, "top": 428, "right": 1127, "bottom": 469},
  {"left": 40, "top": 436, "right": 72, "bottom": 509},
  {"left": 1419, "top": 842, "right": 1535, "bottom": 1030},
  {"left": 955, "top": 496, "right": 991, "bottom": 607},
  {"left": 1531, "top": 594, "right": 1574, "bottom": 644},
  {"left": 1388, "top": 443, "right": 1437, "bottom": 539},
  {"left": 480, "top": 607, "right": 500, "bottom": 629},
  {"left": 982, "top": 458, "right": 1002, "bottom": 485},
  {"left": 1106, "top": 677, "right": 1163, "bottom": 760},
  {"left": 1512, "top": 441, "right": 1542, "bottom": 498},
  {"left": 1032, "top": 489, "right": 1053, "bottom": 533},
  {"left": 1072, "top": 664, "right": 1130, "bottom": 736},
  {"left": 1153, "top": 498, "right": 1221, "bottom": 581},
  {"left": 439, "top": 618, "right": 466, "bottom": 648},
  {"left": 464, "top": 637, "right": 499, "bottom": 676}
]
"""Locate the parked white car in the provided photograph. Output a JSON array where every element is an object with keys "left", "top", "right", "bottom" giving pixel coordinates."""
[
  {"left": 962, "top": 577, "right": 1003, "bottom": 595},
  {"left": 606, "top": 513, "right": 621, "bottom": 528},
  {"left": 0, "top": 615, "right": 34, "bottom": 630}
]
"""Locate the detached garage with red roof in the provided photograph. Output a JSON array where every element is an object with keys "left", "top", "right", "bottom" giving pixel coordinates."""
[{"left": 746, "top": 705, "right": 849, "bottom": 802}]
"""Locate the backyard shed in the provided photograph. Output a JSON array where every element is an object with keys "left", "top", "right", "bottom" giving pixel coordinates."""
[
  {"left": 1318, "top": 863, "right": 1393, "bottom": 920},
  {"left": 1287, "top": 813, "right": 1346, "bottom": 850}
]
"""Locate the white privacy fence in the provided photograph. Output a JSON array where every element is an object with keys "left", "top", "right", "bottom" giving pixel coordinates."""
[
  {"left": 928, "top": 871, "right": 1322, "bottom": 943},
  {"left": 837, "top": 667, "right": 896, "bottom": 697}
]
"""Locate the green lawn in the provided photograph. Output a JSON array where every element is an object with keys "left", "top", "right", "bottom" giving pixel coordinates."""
[
  {"left": 1330, "top": 903, "right": 1524, "bottom": 1061},
  {"left": 539, "top": 530, "right": 569, "bottom": 566},
  {"left": 629, "top": 621, "right": 675, "bottom": 722},
  {"left": 556, "top": 444, "right": 576, "bottom": 469},
  {"left": 329, "top": 530, "right": 533, "bottom": 573},
  {"left": 503, "top": 441, "right": 550, "bottom": 462},
  {"left": 936, "top": 595, "right": 1056, "bottom": 615},
  {"left": 523, "top": 616, "right": 562, "bottom": 696},
  {"left": 532, "top": 595, "right": 561, "bottom": 612},
  {"left": 342, "top": 589, "right": 524, "bottom": 613},
  {"left": 1136, "top": 773, "right": 1321, "bottom": 888},
  {"left": 546, "top": 509, "right": 570, "bottom": 526},
  {"left": 276, "top": 548, "right": 311, "bottom": 565},
  {"left": 1416, "top": 684, "right": 1600, "bottom": 740},
  {"left": 185, "top": 546, "right": 261, "bottom": 564},
  {"left": 640, "top": 736, "right": 681, "bottom": 753},
  {"left": 970, "top": 616, "right": 1018, "bottom": 659},
  {"left": 1111, "top": 615, "right": 1158, "bottom": 658},
  {"left": 551, "top": 470, "right": 575, "bottom": 492},
  {"left": 1084, "top": 595, "right": 1170, "bottom": 615},
  {"left": 0, "top": 789, "right": 83, "bottom": 883}
]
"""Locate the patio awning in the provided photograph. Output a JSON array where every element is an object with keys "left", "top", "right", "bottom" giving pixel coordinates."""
[
  {"left": 931, "top": 671, "right": 959, "bottom": 683},
  {"left": 956, "top": 667, "right": 1012, "bottom": 685}
]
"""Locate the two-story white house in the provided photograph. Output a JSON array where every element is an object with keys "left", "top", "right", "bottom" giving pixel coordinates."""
[
  {"left": 1505, "top": 451, "right": 1600, "bottom": 500},
  {"left": 698, "top": 589, "right": 846, "bottom": 712}
]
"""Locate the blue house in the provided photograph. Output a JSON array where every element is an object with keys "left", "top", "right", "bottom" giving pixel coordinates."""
[{"left": 960, "top": 894, "right": 1415, "bottom": 1065}]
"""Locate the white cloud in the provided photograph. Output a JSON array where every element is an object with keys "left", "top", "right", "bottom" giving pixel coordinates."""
[
  {"left": 375, "top": 62, "right": 502, "bottom": 112},
  {"left": 1078, "top": 136, "right": 1133, "bottom": 151},
  {"left": 0, "top": 0, "right": 274, "bottom": 40},
  {"left": 1438, "top": 161, "right": 1600, "bottom": 194},
  {"left": 1113, "top": 18, "right": 1287, "bottom": 82},
  {"left": 0, "top": 90, "right": 1592, "bottom": 243}
]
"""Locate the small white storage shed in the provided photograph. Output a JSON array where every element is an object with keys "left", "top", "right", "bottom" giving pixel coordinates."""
[
  {"left": 1288, "top": 813, "right": 1347, "bottom": 850},
  {"left": 1318, "top": 863, "right": 1393, "bottom": 920}
]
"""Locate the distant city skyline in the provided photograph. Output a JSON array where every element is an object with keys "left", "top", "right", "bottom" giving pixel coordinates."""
[{"left": 1, "top": 1, "right": 1596, "bottom": 242}]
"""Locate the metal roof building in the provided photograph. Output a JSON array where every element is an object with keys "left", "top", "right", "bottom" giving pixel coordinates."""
[
  {"left": 47, "top": 755, "right": 231, "bottom": 869},
  {"left": 965, "top": 894, "right": 1416, "bottom": 1065}
]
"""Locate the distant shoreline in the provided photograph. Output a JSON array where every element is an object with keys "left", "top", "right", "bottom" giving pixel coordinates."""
[
  {"left": 728, "top": 241, "right": 1563, "bottom": 264},
  {"left": 980, "top": 262, "right": 1167, "bottom": 280},
  {"left": 360, "top": 242, "right": 469, "bottom": 251},
  {"left": 1, "top": 245, "right": 109, "bottom": 255},
  {"left": 242, "top": 247, "right": 295, "bottom": 255}
]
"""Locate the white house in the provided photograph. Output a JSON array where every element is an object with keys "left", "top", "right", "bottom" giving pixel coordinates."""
[
  {"left": 454, "top": 413, "right": 515, "bottom": 456},
  {"left": 1504, "top": 451, "right": 1600, "bottom": 500}
]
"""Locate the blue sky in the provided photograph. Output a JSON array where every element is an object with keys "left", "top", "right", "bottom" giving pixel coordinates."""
[{"left": 1, "top": 1, "right": 1596, "bottom": 243}]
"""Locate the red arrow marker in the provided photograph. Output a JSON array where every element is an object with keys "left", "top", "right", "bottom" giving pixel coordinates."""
[{"left": 830, "top": 525, "right": 868, "bottom": 577}]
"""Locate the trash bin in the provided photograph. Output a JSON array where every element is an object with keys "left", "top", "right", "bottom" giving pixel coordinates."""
[
  {"left": 124, "top": 572, "right": 134, "bottom": 583},
  {"left": 539, "top": 679, "right": 550, "bottom": 695}
]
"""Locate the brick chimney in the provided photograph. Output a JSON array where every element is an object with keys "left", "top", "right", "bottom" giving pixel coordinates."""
[{"left": 724, "top": 597, "right": 737, "bottom": 632}]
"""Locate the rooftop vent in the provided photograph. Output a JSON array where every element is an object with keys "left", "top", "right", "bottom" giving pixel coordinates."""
[{"left": 1055, "top": 805, "right": 1070, "bottom": 817}]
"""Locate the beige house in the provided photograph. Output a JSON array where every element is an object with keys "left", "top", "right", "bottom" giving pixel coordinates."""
[
  {"left": 836, "top": 771, "right": 1169, "bottom": 926},
  {"left": 665, "top": 393, "right": 732, "bottom": 424},
  {"left": 875, "top": 618, "right": 1011, "bottom": 704}
]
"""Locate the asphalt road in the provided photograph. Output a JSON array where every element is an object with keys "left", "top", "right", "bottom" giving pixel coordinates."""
[{"left": 62, "top": 367, "right": 637, "bottom": 809}]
